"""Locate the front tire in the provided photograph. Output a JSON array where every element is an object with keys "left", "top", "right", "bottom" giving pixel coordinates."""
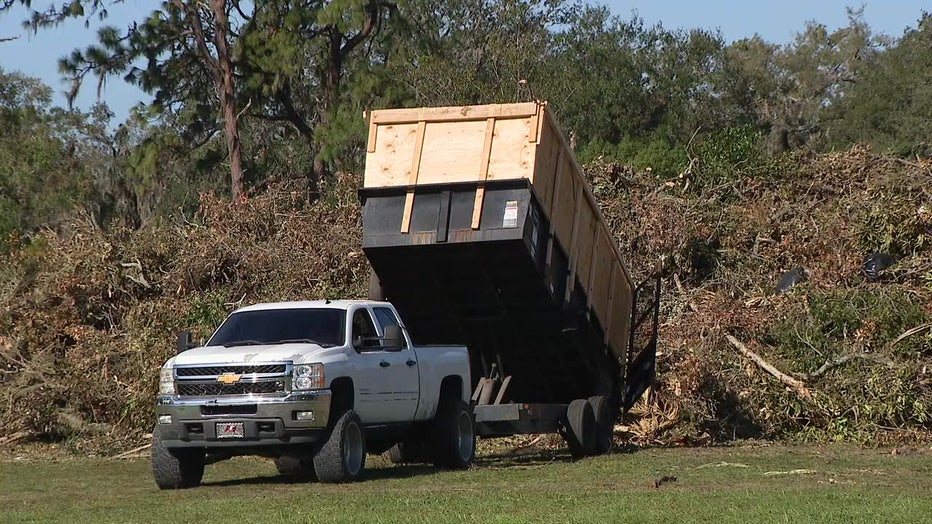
[
  {"left": 151, "top": 426, "right": 205, "bottom": 489},
  {"left": 433, "top": 400, "right": 475, "bottom": 469},
  {"left": 313, "top": 410, "right": 366, "bottom": 483}
]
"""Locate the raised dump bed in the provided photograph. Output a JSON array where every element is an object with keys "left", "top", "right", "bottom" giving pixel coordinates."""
[{"left": 359, "top": 102, "right": 658, "bottom": 441}]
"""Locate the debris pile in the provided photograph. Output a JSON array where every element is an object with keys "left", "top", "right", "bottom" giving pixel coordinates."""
[{"left": 0, "top": 148, "right": 930, "bottom": 452}]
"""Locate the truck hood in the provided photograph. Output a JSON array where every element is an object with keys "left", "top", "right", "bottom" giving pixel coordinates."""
[{"left": 169, "top": 343, "right": 340, "bottom": 367}]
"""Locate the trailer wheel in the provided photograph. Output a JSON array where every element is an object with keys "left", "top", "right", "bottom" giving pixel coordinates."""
[
  {"left": 274, "top": 454, "right": 317, "bottom": 480},
  {"left": 432, "top": 401, "right": 475, "bottom": 469},
  {"left": 313, "top": 410, "right": 366, "bottom": 483},
  {"left": 151, "top": 426, "right": 205, "bottom": 489},
  {"left": 564, "top": 399, "right": 595, "bottom": 459},
  {"left": 587, "top": 395, "right": 613, "bottom": 455}
]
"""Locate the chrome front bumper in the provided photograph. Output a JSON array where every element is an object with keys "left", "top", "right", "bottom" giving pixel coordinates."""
[{"left": 154, "top": 390, "right": 331, "bottom": 448}]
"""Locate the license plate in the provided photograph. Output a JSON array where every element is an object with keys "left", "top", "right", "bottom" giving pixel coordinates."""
[{"left": 216, "top": 422, "right": 245, "bottom": 439}]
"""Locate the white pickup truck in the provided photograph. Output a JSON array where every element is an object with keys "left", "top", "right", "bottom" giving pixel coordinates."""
[{"left": 152, "top": 300, "right": 474, "bottom": 489}]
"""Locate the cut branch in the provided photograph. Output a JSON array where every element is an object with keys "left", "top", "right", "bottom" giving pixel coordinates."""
[
  {"left": 725, "top": 334, "right": 812, "bottom": 401},
  {"left": 795, "top": 353, "right": 895, "bottom": 380}
]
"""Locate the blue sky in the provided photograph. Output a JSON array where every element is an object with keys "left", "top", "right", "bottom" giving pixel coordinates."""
[{"left": 0, "top": 0, "right": 928, "bottom": 123}]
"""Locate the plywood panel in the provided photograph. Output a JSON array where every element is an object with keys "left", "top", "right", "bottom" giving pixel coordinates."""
[
  {"left": 487, "top": 118, "right": 537, "bottom": 181},
  {"left": 364, "top": 123, "right": 421, "bottom": 188},
  {"left": 415, "top": 119, "right": 489, "bottom": 185}
]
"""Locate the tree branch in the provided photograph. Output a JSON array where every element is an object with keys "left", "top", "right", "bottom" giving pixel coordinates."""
[{"left": 725, "top": 334, "right": 813, "bottom": 401}]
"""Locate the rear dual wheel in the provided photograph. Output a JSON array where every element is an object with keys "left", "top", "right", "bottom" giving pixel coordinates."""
[{"left": 564, "top": 396, "right": 614, "bottom": 458}]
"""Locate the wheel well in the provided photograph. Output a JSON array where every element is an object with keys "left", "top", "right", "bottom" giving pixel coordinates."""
[
  {"left": 329, "top": 377, "right": 354, "bottom": 419},
  {"left": 438, "top": 375, "right": 464, "bottom": 408}
]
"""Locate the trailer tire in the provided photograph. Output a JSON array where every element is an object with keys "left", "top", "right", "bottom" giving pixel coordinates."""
[
  {"left": 587, "top": 395, "right": 613, "bottom": 455},
  {"left": 565, "top": 399, "right": 595, "bottom": 459},
  {"left": 432, "top": 400, "right": 475, "bottom": 469},
  {"left": 274, "top": 454, "right": 317, "bottom": 480},
  {"left": 313, "top": 410, "right": 366, "bottom": 483},
  {"left": 151, "top": 426, "right": 205, "bottom": 489}
]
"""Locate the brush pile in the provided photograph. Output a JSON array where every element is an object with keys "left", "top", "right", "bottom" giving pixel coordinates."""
[{"left": 1, "top": 149, "right": 930, "bottom": 453}]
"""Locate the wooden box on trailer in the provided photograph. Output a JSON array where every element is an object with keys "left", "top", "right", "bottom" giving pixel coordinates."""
[{"left": 363, "top": 101, "right": 634, "bottom": 367}]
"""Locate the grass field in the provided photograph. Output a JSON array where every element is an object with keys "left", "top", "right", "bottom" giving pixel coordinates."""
[{"left": 2, "top": 442, "right": 931, "bottom": 523}]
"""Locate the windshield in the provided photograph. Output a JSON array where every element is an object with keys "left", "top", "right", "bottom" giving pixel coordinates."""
[{"left": 207, "top": 308, "right": 346, "bottom": 348}]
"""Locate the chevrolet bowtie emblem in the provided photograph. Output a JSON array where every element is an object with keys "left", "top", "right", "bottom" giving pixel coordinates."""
[{"left": 217, "top": 372, "right": 242, "bottom": 384}]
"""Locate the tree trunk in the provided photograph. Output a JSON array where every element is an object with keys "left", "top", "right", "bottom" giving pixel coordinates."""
[{"left": 210, "top": 0, "right": 244, "bottom": 201}]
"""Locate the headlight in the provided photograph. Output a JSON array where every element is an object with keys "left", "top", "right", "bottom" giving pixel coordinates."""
[
  {"left": 158, "top": 366, "right": 175, "bottom": 395},
  {"left": 293, "top": 363, "right": 325, "bottom": 391}
]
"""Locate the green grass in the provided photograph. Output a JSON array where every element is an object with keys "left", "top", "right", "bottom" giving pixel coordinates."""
[{"left": 2, "top": 443, "right": 931, "bottom": 523}]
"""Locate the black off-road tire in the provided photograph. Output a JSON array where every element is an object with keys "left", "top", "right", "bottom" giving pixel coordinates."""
[
  {"left": 564, "top": 399, "right": 595, "bottom": 459},
  {"left": 274, "top": 454, "right": 317, "bottom": 480},
  {"left": 432, "top": 400, "right": 476, "bottom": 469},
  {"left": 587, "top": 395, "right": 613, "bottom": 455},
  {"left": 313, "top": 410, "right": 366, "bottom": 483},
  {"left": 151, "top": 426, "right": 205, "bottom": 489}
]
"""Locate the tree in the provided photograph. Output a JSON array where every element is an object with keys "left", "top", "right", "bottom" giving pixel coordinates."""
[
  {"left": 0, "top": 67, "right": 95, "bottom": 248},
  {"left": 9, "top": 1, "right": 398, "bottom": 198},
  {"left": 826, "top": 13, "right": 932, "bottom": 155},
  {"left": 721, "top": 8, "right": 882, "bottom": 153}
]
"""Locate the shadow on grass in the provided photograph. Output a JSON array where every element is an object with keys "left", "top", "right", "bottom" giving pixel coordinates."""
[{"left": 201, "top": 463, "right": 443, "bottom": 487}]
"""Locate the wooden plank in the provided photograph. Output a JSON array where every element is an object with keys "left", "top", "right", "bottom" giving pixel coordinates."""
[
  {"left": 370, "top": 102, "right": 539, "bottom": 125},
  {"left": 586, "top": 230, "right": 599, "bottom": 310},
  {"left": 479, "top": 117, "right": 496, "bottom": 179},
  {"left": 366, "top": 120, "right": 378, "bottom": 153},
  {"left": 408, "top": 121, "right": 427, "bottom": 185},
  {"left": 528, "top": 107, "right": 539, "bottom": 143},
  {"left": 400, "top": 190, "right": 415, "bottom": 233},
  {"left": 530, "top": 124, "right": 557, "bottom": 214},
  {"left": 604, "top": 263, "right": 617, "bottom": 344},
  {"left": 471, "top": 186, "right": 485, "bottom": 229}
]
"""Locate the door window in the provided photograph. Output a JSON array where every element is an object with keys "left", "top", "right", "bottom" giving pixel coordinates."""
[
  {"left": 351, "top": 309, "right": 380, "bottom": 352},
  {"left": 373, "top": 307, "right": 406, "bottom": 349}
]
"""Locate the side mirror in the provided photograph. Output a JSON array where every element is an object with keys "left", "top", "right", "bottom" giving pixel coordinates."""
[
  {"left": 176, "top": 331, "right": 198, "bottom": 354},
  {"left": 383, "top": 325, "right": 403, "bottom": 351}
]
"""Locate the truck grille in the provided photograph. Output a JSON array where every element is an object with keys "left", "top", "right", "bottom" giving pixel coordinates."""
[
  {"left": 176, "top": 364, "right": 287, "bottom": 377},
  {"left": 174, "top": 362, "right": 290, "bottom": 396},
  {"left": 178, "top": 381, "right": 286, "bottom": 396}
]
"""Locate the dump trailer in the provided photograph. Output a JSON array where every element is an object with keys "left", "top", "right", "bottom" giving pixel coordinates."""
[{"left": 359, "top": 101, "right": 659, "bottom": 456}]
